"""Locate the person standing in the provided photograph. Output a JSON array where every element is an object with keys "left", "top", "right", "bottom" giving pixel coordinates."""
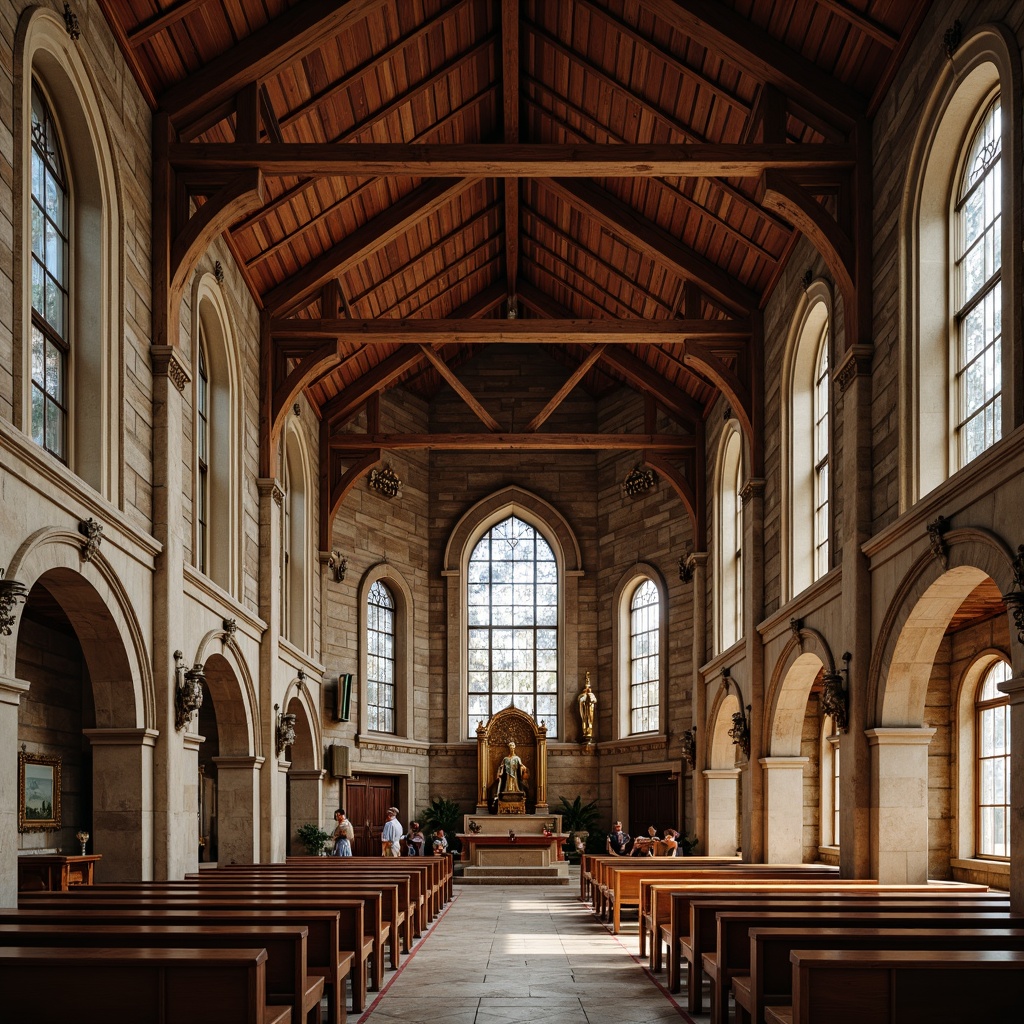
[
  {"left": 605, "top": 820, "right": 631, "bottom": 856},
  {"left": 332, "top": 808, "right": 354, "bottom": 857},
  {"left": 406, "top": 821, "right": 425, "bottom": 856},
  {"left": 381, "top": 806, "right": 403, "bottom": 857}
]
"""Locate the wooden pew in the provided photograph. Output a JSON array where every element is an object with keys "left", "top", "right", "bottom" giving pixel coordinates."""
[
  {"left": 0, "top": 921, "right": 323, "bottom": 1024},
  {"left": 765, "top": 949, "right": 1024, "bottom": 1024},
  {"left": 706, "top": 906, "right": 1023, "bottom": 1024},
  {"left": 0, "top": 906, "right": 353, "bottom": 1024},
  {"left": 0, "top": 945, "right": 288, "bottom": 1024},
  {"left": 736, "top": 925, "right": 1024, "bottom": 1024},
  {"left": 14, "top": 894, "right": 370, "bottom": 1017}
]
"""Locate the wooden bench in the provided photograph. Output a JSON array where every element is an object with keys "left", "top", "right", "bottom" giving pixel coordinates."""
[
  {"left": 0, "top": 945, "right": 288, "bottom": 1024},
  {"left": 705, "top": 906, "right": 1022, "bottom": 1024},
  {"left": 767, "top": 948, "right": 1024, "bottom": 1024},
  {"left": 736, "top": 925, "right": 1024, "bottom": 1024},
  {"left": 13, "top": 894, "right": 369, "bottom": 1018},
  {"left": 0, "top": 921, "right": 324, "bottom": 1024}
]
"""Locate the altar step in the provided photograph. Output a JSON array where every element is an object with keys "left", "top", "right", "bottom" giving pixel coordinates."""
[{"left": 456, "top": 865, "right": 570, "bottom": 886}]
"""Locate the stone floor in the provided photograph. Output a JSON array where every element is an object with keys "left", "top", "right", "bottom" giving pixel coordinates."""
[{"left": 356, "top": 877, "right": 701, "bottom": 1024}]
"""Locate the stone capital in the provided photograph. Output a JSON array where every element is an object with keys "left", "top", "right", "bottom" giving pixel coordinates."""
[
  {"left": 997, "top": 675, "right": 1024, "bottom": 704},
  {"left": 864, "top": 726, "right": 936, "bottom": 746},
  {"left": 835, "top": 343, "right": 873, "bottom": 394},
  {"left": 0, "top": 675, "right": 30, "bottom": 706},
  {"left": 83, "top": 728, "right": 159, "bottom": 748},
  {"left": 257, "top": 477, "right": 285, "bottom": 507},
  {"left": 150, "top": 345, "right": 191, "bottom": 393}
]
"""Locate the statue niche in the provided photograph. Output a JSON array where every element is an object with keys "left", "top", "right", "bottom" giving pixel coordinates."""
[{"left": 475, "top": 706, "right": 548, "bottom": 815}]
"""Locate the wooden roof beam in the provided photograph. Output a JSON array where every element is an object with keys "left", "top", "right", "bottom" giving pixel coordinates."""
[
  {"left": 168, "top": 142, "right": 856, "bottom": 178},
  {"left": 322, "top": 345, "right": 426, "bottom": 431},
  {"left": 636, "top": 0, "right": 863, "bottom": 131},
  {"left": 264, "top": 177, "right": 478, "bottom": 316},
  {"left": 600, "top": 347, "right": 703, "bottom": 428},
  {"left": 545, "top": 177, "right": 757, "bottom": 315},
  {"left": 526, "top": 345, "right": 607, "bottom": 432},
  {"left": 418, "top": 345, "right": 502, "bottom": 431},
  {"left": 447, "top": 283, "right": 508, "bottom": 320},
  {"left": 503, "top": 0, "right": 520, "bottom": 308},
  {"left": 327, "top": 432, "right": 697, "bottom": 451},
  {"left": 812, "top": 0, "right": 899, "bottom": 48}
]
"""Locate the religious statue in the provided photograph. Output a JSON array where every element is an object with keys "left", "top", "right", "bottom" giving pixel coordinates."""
[
  {"left": 495, "top": 740, "right": 528, "bottom": 799},
  {"left": 577, "top": 672, "right": 597, "bottom": 742}
]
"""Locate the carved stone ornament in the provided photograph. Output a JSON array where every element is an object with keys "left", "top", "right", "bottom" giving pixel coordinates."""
[
  {"left": 150, "top": 345, "right": 190, "bottom": 393},
  {"left": 369, "top": 463, "right": 403, "bottom": 499},
  {"left": 78, "top": 518, "right": 103, "bottom": 562},
  {"left": 728, "top": 705, "right": 752, "bottom": 759},
  {"left": 927, "top": 514, "right": 950, "bottom": 570},
  {"left": 174, "top": 653, "right": 205, "bottom": 731},
  {"left": 222, "top": 618, "right": 237, "bottom": 641},
  {"left": 790, "top": 617, "right": 804, "bottom": 650},
  {"left": 835, "top": 345, "right": 873, "bottom": 395},
  {"left": 276, "top": 708, "right": 297, "bottom": 756},
  {"left": 0, "top": 569, "right": 28, "bottom": 637},
  {"left": 327, "top": 549, "right": 347, "bottom": 582},
  {"left": 622, "top": 463, "right": 657, "bottom": 498},
  {"left": 678, "top": 554, "right": 694, "bottom": 584},
  {"left": 63, "top": 2, "right": 80, "bottom": 40},
  {"left": 681, "top": 727, "right": 697, "bottom": 770},
  {"left": 820, "top": 671, "right": 849, "bottom": 733},
  {"left": 1002, "top": 544, "right": 1024, "bottom": 646}
]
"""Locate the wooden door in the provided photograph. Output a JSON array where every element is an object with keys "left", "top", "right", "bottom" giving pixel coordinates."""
[
  {"left": 628, "top": 772, "right": 680, "bottom": 842},
  {"left": 345, "top": 776, "right": 398, "bottom": 855}
]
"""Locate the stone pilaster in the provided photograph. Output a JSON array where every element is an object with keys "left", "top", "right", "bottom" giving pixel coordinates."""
[
  {"left": 690, "top": 552, "right": 709, "bottom": 852},
  {"left": 0, "top": 675, "right": 30, "bottom": 908},
  {"left": 704, "top": 767, "right": 741, "bottom": 856},
  {"left": 741, "top": 479, "right": 765, "bottom": 862},
  {"left": 288, "top": 768, "right": 326, "bottom": 857},
  {"left": 150, "top": 345, "right": 193, "bottom": 879},
  {"left": 213, "top": 755, "right": 265, "bottom": 865},
  {"left": 760, "top": 756, "right": 808, "bottom": 864},
  {"left": 997, "top": 675, "right": 1024, "bottom": 913},
  {"left": 257, "top": 477, "right": 285, "bottom": 861}
]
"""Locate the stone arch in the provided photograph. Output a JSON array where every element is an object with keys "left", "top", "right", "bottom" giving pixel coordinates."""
[
  {"left": 195, "top": 630, "right": 261, "bottom": 757},
  {"left": 765, "top": 631, "right": 837, "bottom": 757},
  {"left": 285, "top": 684, "right": 324, "bottom": 857},
  {"left": 281, "top": 420, "right": 315, "bottom": 650},
  {"left": 704, "top": 686, "right": 742, "bottom": 856}
]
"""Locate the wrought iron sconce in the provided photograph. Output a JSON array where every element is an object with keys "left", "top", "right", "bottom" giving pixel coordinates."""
[
  {"left": 174, "top": 651, "right": 205, "bottom": 731},
  {"left": 1002, "top": 545, "right": 1024, "bottom": 646},
  {"left": 821, "top": 652, "right": 851, "bottom": 733},
  {"left": 678, "top": 553, "right": 694, "bottom": 584},
  {"left": 369, "top": 463, "right": 403, "bottom": 499},
  {"left": 275, "top": 703, "right": 296, "bottom": 756},
  {"left": 0, "top": 569, "right": 28, "bottom": 636},
  {"left": 622, "top": 462, "right": 656, "bottom": 498},
  {"left": 681, "top": 726, "right": 697, "bottom": 770},
  {"left": 721, "top": 671, "right": 751, "bottom": 759},
  {"left": 328, "top": 550, "right": 347, "bottom": 582}
]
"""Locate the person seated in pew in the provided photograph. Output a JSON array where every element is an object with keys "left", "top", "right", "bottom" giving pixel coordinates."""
[
  {"left": 432, "top": 830, "right": 448, "bottom": 855},
  {"left": 606, "top": 821, "right": 632, "bottom": 856},
  {"left": 660, "top": 829, "right": 680, "bottom": 856},
  {"left": 631, "top": 826, "right": 658, "bottom": 856},
  {"left": 406, "top": 822, "right": 425, "bottom": 856}
]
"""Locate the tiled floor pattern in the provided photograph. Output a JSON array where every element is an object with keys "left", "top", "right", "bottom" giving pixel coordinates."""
[{"left": 357, "top": 882, "right": 701, "bottom": 1024}]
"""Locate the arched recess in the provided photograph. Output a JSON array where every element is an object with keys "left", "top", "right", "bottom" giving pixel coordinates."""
[
  {"left": 358, "top": 562, "right": 416, "bottom": 740},
  {"left": 442, "top": 487, "right": 584, "bottom": 743},
  {"left": 765, "top": 635, "right": 836, "bottom": 757},
  {"left": 191, "top": 272, "right": 243, "bottom": 597},
  {"left": 611, "top": 563, "right": 668, "bottom": 740},
  {"left": 284, "top": 686, "right": 322, "bottom": 857},
  {"left": 780, "top": 280, "right": 834, "bottom": 600},
  {"left": 704, "top": 687, "right": 742, "bottom": 856},
  {"left": 900, "top": 24, "right": 1022, "bottom": 507},
  {"left": 282, "top": 421, "right": 314, "bottom": 651},
  {"left": 714, "top": 422, "right": 745, "bottom": 654},
  {"left": 14, "top": 8, "right": 123, "bottom": 501}
]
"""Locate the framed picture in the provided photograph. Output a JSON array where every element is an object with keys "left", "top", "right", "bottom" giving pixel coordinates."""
[{"left": 18, "top": 752, "right": 62, "bottom": 832}]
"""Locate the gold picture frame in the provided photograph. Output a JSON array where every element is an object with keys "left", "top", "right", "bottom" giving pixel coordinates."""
[{"left": 18, "top": 752, "right": 62, "bottom": 832}]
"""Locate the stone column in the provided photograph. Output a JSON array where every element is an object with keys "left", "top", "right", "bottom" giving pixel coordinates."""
[
  {"left": 288, "top": 768, "right": 326, "bottom": 857},
  {"left": 0, "top": 675, "right": 30, "bottom": 908},
  {"left": 760, "top": 756, "right": 809, "bottom": 864},
  {"left": 741, "top": 479, "right": 766, "bottom": 862},
  {"left": 704, "top": 767, "right": 740, "bottom": 856},
  {"left": 257, "top": 477, "right": 284, "bottom": 861},
  {"left": 866, "top": 726, "right": 935, "bottom": 882},
  {"left": 83, "top": 728, "right": 159, "bottom": 881},
  {"left": 213, "top": 755, "right": 265, "bottom": 865},
  {"left": 690, "top": 552, "right": 709, "bottom": 853},
  {"left": 150, "top": 347, "right": 192, "bottom": 879},
  {"left": 836, "top": 346, "right": 874, "bottom": 879},
  {"left": 997, "top": 675, "right": 1024, "bottom": 913}
]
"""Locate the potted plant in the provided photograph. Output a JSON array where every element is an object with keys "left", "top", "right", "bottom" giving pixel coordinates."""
[
  {"left": 557, "top": 794, "right": 601, "bottom": 861},
  {"left": 681, "top": 833, "right": 699, "bottom": 856},
  {"left": 419, "top": 796, "right": 463, "bottom": 855},
  {"left": 296, "top": 822, "right": 332, "bottom": 856}
]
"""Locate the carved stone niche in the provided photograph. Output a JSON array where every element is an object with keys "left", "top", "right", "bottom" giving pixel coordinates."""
[{"left": 475, "top": 706, "right": 548, "bottom": 816}]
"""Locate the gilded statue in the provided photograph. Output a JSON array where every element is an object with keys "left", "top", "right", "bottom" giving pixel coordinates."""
[
  {"left": 578, "top": 671, "right": 597, "bottom": 741},
  {"left": 495, "top": 739, "right": 528, "bottom": 798}
]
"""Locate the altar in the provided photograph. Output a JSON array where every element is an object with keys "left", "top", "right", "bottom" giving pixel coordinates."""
[{"left": 458, "top": 814, "right": 570, "bottom": 885}]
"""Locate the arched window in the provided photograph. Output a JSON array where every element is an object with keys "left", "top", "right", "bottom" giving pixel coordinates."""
[
  {"left": 29, "top": 82, "right": 69, "bottom": 463},
  {"left": 195, "top": 340, "right": 209, "bottom": 574},
  {"left": 976, "top": 659, "right": 1011, "bottom": 859},
  {"left": 466, "top": 515, "right": 559, "bottom": 736},
  {"left": 820, "top": 717, "right": 840, "bottom": 848},
  {"left": 281, "top": 427, "right": 309, "bottom": 648},
  {"left": 629, "top": 580, "right": 659, "bottom": 734},
  {"left": 716, "top": 425, "right": 744, "bottom": 652},
  {"left": 367, "top": 581, "right": 396, "bottom": 734},
  {"left": 955, "top": 97, "right": 1002, "bottom": 467},
  {"left": 812, "top": 327, "right": 830, "bottom": 580}
]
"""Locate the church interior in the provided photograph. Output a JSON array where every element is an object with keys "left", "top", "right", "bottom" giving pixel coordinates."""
[{"left": 3, "top": 0, "right": 1024, "bottom": 960}]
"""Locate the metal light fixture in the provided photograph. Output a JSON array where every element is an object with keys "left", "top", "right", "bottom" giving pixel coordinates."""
[
  {"left": 328, "top": 549, "right": 347, "bottom": 582},
  {"left": 275, "top": 703, "right": 296, "bottom": 756},
  {"left": 369, "top": 463, "right": 403, "bottom": 499},
  {"left": 721, "top": 671, "right": 751, "bottom": 758},
  {"left": 681, "top": 726, "right": 697, "bottom": 769},
  {"left": 174, "top": 651, "right": 205, "bottom": 731},
  {"left": 678, "top": 553, "right": 694, "bottom": 584},
  {"left": 821, "top": 652, "right": 851, "bottom": 733},
  {"left": 1002, "top": 544, "right": 1024, "bottom": 646},
  {"left": 622, "top": 463, "right": 656, "bottom": 498},
  {"left": 0, "top": 569, "right": 28, "bottom": 636}
]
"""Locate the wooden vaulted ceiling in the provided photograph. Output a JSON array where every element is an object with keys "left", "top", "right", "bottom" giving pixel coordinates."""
[{"left": 97, "top": 0, "right": 930, "bottom": 544}]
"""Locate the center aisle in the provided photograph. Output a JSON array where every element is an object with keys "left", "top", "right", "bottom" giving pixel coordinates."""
[{"left": 358, "top": 881, "right": 693, "bottom": 1024}]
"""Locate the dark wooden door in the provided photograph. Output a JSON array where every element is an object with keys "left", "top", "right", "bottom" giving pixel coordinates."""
[
  {"left": 346, "top": 776, "right": 398, "bottom": 856},
  {"left": 628, "top": 773, "right": 680, "bottom": 841}
]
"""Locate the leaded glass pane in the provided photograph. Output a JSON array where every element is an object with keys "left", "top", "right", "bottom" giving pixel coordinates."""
[
  {"left": 366, "top": 580, "right": 396, "bottom": 734},
  {"left": 976, "top": 659, "right": 1011, "bottom": 858},
  {"left": 630, "top": 580, "right": 660, "bottom": 734}
]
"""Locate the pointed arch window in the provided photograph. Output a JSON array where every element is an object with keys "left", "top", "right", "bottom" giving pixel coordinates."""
[
  {"left": 955, "top": 97, "right": 1002, "bottom": 467},
  {"left": 976, "top": 658, "right": 1011, "bottom": 859},
  {"left": 367, "top": 580, "right": 396, "bottom": 734},
  {"left": 29, "top": 82, "right": 69, "bottom": 463},
  {"left": 813, "top": 326, "right": 830, "bottom": 580},
  {"left": 467, "top": 516, "right": 559, "bottom": 736},
  {"left": 629, "top": 580, "right": 660, "bottom": 734}
]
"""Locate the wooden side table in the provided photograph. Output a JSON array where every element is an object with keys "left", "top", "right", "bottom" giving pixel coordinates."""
[{"left": 17, "top": 854, "right": 102, "bottom": 892}]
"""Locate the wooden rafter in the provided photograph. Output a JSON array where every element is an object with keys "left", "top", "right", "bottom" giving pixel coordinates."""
[
  {"left": 526, "top": 346, "right": 607, "bottom": 432},
  {"left": 322, "top": 448, "right": 381, "bottom": 549},
  {"left": 503, "top": 0, "right": 520, "bottom": 308},
  {"left": 811, "top": 0, "right": 899, "bottom": 48},
  {"left": 683, "top": 342, "right": 754, "bottom": 445},
  {"left": 322, "top": 346, "right": 427, "bottom": 431},
  {"left": 600, "top": 348, "right": 704, "bottom": 427},
  {"left": 448, "top": 283, "right": 508, "bottom": 320},
  {"left": 418, "top": 345, "right": 502, "bottom": 431},
  {"left": 327, "top": 432, "right": 696, "bottom": 451},
  {"left": 644, "top": 450, "right": 703, "bottom": 548}
]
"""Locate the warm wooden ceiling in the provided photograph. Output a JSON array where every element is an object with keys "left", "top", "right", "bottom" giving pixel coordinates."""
[{"left": 97, "top": 0, "right": 931, "bottom": 535}]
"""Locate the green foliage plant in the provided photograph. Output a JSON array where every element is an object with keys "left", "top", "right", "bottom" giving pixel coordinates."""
[
  {"left": 557, "top": 794, "right": 602, "bottom": 860},
  {"left": 296, "top": 822, "right": 332, "bottom": 856},
  {"left": 419, "top": 796, "right": 463, "bottom": 854}
]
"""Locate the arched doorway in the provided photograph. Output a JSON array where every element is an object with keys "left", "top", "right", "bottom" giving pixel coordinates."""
[
  {"left": 284, "top": 688, "right": 322, "bottom": 856},
  {"left": 705, "top": 689, "right": 742, "bottom": 857}
]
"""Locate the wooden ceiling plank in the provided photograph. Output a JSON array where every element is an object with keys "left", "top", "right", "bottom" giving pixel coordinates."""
[
  {"left": 267, "top": 317, "right": 752, "bottom": 344},
  {"left": 168, "top": 141, "right": 856, "bottom": 177},
  {"left": 447, "top": 282, "right": 508, "bottom": 319},
  {"left": 811, "top": 0, "right": 899, "bottom": 48},
  {"left": 323, "top": 345, "right": 426, "bottom": 429},
  {"left": 259, "top": 84, "right": 285, "bottom": 145},
  {"left": 636, "top": 0, "right": 863, "bottom": 130},
  {"left": 545, "top": 177, "right": 757, "bottom": 315},
  {"left": 503, "top": 0, "right": 520, "bottom": 305},
  {"left": 418, "top": 345, "right": 503, "bottom": 431},
  {"left": 328, "top": 432, "right": 696, "bottom": 451},
  {"left": 264, "top": 177, "right": 478, "bottom": 316},
  {"left": 95, "top": 0, "right": 158, "bottom": 109},
  {"left": 160, "top": 0, "right": 391, "bottom": 127},
  {"left": 526, "top": 345, "right": 608, "bottom": 432},
  {"left": 128, "top": 0, "right": 211, "bottom": 46}
]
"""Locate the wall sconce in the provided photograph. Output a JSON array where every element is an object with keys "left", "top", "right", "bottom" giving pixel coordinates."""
[
  {"left": 678, "top": 554, "right": 694, "bottom": 584},
  {"left": 721, "top": 672, "right": 751, "bottom": 758},
  {"left": 821, "top": 651, "right": 851, "bottom": 733},
  {"left": 275, "top": 703, "right": 296, "bottom": 756},
  {"left": 681, "top": 726, "right": 697, "bottom": 769},
  {"left": 328, "top": 550, "right": 347, "bottom": 582},
  {"left": 174, "top": 651, "right": 205, "bottom": 731},
  {"left": 1002, "top": 544, "right": 1024, "bottom": 645},
  {"left": 622, "top": 463, "right": 656, "bottom": 498},
  {"left": 369, "top": 463, "right": 403, "bottom": 499},
  {"left": 0, "top": 569, "right": 28, "bottom": 636}
]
